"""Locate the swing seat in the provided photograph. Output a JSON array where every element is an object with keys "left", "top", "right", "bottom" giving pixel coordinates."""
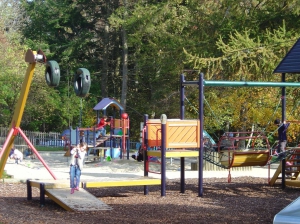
[
  {"left": 219, "top": 150, "right": 270, "bottom": 168},
  {"left": 217, "top": 131, "right": 271, "bottom": 168}
]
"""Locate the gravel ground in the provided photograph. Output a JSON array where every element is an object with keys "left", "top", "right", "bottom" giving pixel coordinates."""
[{"left": 0, "top": 177, "right": 299, "bottom": 224}]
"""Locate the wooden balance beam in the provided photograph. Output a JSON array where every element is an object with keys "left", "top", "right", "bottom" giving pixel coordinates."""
[
  {"left": 27, "top": 180, "right": 111, "bottom": 211},
  {"left": 82, "top": 177, "right": 161, "bottom": 188}
]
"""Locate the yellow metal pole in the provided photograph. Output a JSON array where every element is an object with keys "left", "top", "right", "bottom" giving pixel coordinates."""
[{"left": 0, "top": 50, "right": 37, "bottom": 177}]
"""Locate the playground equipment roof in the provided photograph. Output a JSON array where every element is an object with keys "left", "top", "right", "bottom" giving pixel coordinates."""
[
  {"left": 273, "top": 38, "right": 300, "bottom": 74},
  {"left": 93, "top": 97, "right": 124, "bottom": 111}
]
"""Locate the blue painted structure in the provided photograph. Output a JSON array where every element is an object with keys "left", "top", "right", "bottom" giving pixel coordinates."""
[
  {"left": 61, "top": 97, "right": 129, "bottom": 158},
  {"left": 273, "top": 38, "right": 300, "bottom": 74}
]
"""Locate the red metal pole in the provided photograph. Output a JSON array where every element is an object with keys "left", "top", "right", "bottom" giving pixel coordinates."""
[
  {"left": 17, "top": 127, "right": 57, "bottom": 180},
  {"left": 122, "top": 118, "right": 126, "bottom": 159},
  {"left": 0, "top": 128, "right": 15, "bottom": 159}
]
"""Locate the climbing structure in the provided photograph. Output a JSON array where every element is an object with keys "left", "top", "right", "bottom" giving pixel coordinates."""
[
  {"left": 143, "top": 115, "right": 200, "bottom": 196},
  {"left": 270, "top": 148, "right": 300, "bottom": 187}
]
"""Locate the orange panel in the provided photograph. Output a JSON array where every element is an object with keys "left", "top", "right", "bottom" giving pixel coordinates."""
[
  {"left": 113, "top": 119, "right": 129, "bottom": 128},
  {"left": 146, "top": 119, "right": 200, "bottom": 148},
  {"left": 166, "top": 120, "right": 200, "bottom": 148},
  {"left": 147, "top": 119, "right": 161, "bottom": 147}
]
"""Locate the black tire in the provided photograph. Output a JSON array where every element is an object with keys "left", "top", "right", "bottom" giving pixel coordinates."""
[
  {"left": 45, "top": 60, "right": 60, "bottom": 87},
  {"left": 73, "top": 68, "right": 91, "bottom": 97}
]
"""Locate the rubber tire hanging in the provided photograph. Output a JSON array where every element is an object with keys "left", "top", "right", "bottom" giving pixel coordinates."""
[
  {"left": 45, "top": 60, "right": 60, "bottom": 87},
  {"left": 73, "top": 68, "right": 91, "bottom": 97}
]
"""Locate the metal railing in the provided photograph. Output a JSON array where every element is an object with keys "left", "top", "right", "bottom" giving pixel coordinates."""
[{"left": 0, "top": 127, "right": 62, "bottom": 148}]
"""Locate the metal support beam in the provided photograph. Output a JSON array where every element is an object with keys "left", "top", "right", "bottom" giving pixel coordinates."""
[{"left": 183, "top": 80, "right": 300, "bottom": 87}]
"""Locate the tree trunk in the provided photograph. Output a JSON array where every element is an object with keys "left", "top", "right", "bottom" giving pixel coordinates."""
[
  {"left": 120, "top": 0, "right": 128, "bottom": 110},
  {"left": 101, "top": 23, "right": 109, "bottom": 98}
]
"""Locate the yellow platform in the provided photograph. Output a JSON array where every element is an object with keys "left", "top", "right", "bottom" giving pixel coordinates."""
[
  {"left": 83, "top": 176, "right": 161, "bottom": 188},
  {"left": 29, "top": 176, "right": 161, "bottom": 211},
  {"left": 147, "top": 150, "right": 199, "bottom": 158}
]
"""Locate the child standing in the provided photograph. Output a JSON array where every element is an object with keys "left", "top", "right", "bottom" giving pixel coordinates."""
[{"left": 69, "top": 139, "right": 87, "bottom": 194}]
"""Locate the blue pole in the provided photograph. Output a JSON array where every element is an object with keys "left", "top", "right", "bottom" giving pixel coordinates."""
[
  {"left": 180, "top": 74, "right": 185, "bottom": 118},
  {"left": 282, "top": 73, "right": 286, "bottom": 190},
  {"left": 180, "top": 74, "right": 185, "bottom": 193},
  {"left": 199, "top": 73, "right": 204, "bottom": 197},
  {"left": 76, "top": 127, "right": 79, "bottom": 145},
  {"left": 143, "top": 114, "right": 149, "bottom": 195},
  {"left": 69, "top": 126, "right": 73, "bottom": 147}
]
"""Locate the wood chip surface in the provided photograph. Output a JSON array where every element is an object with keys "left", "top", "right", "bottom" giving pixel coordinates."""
[{"left": 0, "top": 177, "right": 298, "bottom": 223}]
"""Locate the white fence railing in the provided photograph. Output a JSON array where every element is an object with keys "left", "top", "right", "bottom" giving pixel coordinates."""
[
  {"left": 0, "top": 127, "right": 140, "bottom": 150},
  {"left": 0, "top": 127, "right": 62, "bottom": 148}
]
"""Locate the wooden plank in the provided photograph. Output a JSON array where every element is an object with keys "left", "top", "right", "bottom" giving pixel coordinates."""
[
  {"left": 45, "top": 188, "right": 112, "bottom": 211},
  {"left": 147, "top": 120, "right": 161, "bottom": 147},
  {"left": 147, "top": 119, "right": 200, "bottom": 148},
  {"left": 270, "top": 162, "right": 283, "bottom": 186},
  {"left": 29, "top": 180, "right": 112, "bottom": 211},
  {"left": 147, "top": 150, "right": 199, "bottom": 158},
  {"left": 30, "top": 180, "right": 70, "bottom": 189},
  {"left": 84, "top": 177, "right": 161, "bottom": 188},
  {"left": 166, "top": 120, "right": 200, "bottom": 148},
  {"left": 112, "top": 119, "right": 129, "bottom": 129}
]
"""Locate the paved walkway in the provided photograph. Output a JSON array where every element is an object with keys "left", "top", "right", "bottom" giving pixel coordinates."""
[{"left": 3, "top": 151, "right": 278, "bottom": 183}]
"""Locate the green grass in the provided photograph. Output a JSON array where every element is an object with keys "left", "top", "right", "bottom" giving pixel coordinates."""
[
  {"left": 1, "top": 170, "right": 12, "bottom": 179},
  {"left": 34, "top": 146, "right": 65, "bottom": 151},
  {"left": 35, "top": 146, "right": 135, "bottom": 152}
]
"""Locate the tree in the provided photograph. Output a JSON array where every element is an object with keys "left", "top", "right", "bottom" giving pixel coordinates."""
[{"left": 17, "top": 0, "right": 300, "bottom": 143}]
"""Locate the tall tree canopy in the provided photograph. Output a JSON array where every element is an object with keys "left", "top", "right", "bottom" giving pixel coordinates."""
[{"left": 0, "top": 0, "right": 299, "bottom": 143}]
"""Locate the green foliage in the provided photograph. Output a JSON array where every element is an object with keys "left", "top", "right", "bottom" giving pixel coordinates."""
[
  {"left": 1, "top": 170, "right": 12, "bottom": 179},
  {"left": 0, "top": 0, "right": 299, "bottom": 144}
]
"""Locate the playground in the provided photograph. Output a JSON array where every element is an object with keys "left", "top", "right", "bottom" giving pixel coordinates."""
[
  {"left": 1, "top": 41, "right": 300, "bottom": 223},
  {"left": 1, "top": 153, "right": 299, "bottom": 223}
]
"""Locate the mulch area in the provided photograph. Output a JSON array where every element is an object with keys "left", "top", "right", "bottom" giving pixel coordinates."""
[{"left": 0, "top": 177, "right": 299, "bottom": 223}]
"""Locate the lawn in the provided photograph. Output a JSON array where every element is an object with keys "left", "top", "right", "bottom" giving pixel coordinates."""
[{"left": 34, "top": 146, "right": 65, "bottom": 151}]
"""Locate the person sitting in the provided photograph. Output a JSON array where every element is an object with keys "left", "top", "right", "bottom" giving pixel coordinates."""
[
  {"left": 9, "top": 148, "right": 23, "bottom": 164},
  {"left": 132, "top": 145, "right": 143, "bottom": 162},
  {"left": 95, "top": 116, "right": 111, "bottom": 139},
  {"left": 24, "top": 148, "right": 36, "bottom": 159}
]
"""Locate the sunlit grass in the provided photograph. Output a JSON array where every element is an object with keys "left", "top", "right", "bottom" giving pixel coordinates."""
[
  {"left": 1, "top": 170, "right": 11, "bottom": 179},
  {"left": 34, "top": 146, "right": 65, "bottom": 151}
]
